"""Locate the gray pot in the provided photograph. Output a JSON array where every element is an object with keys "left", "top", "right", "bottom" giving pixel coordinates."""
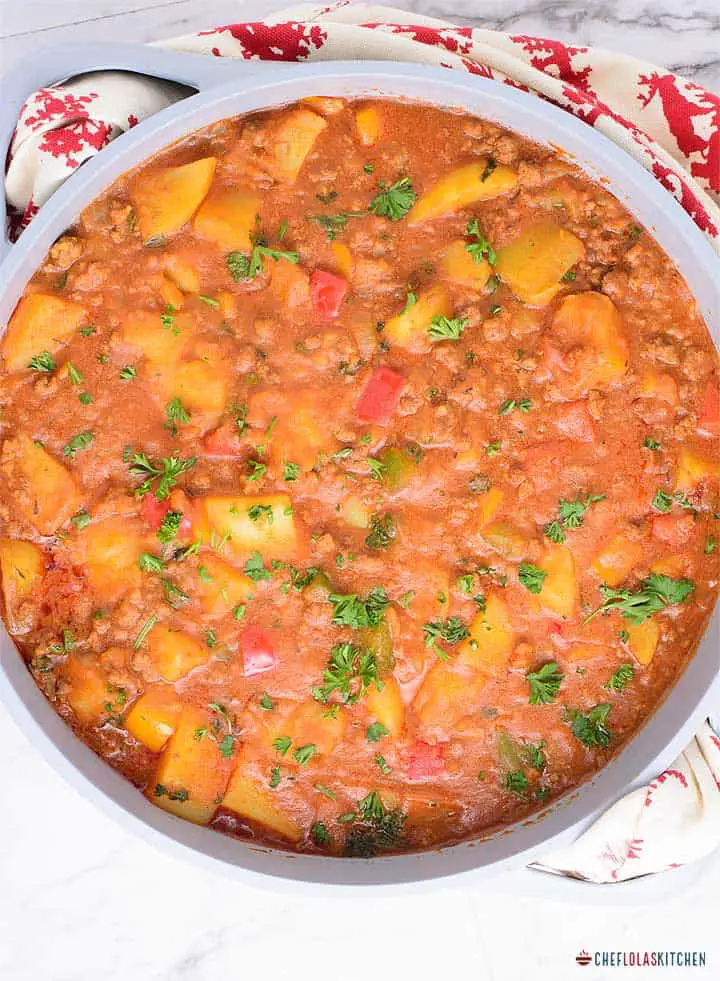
[{"left": 0, "top": 42, "right": 718, "bottom": 894}]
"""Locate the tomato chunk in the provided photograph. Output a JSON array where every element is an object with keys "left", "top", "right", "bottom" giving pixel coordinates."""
[
  {"left": 650, "top": 513, "right": 695, "bottom": 548},
  {"left": 203, "top": 422, "right": 238, "bottom": 457},
  {"left": 406, "top": 741, "right": 445, "bottom": 779},
  {"left": 555, "top": 400, "right": 596, "bottom": 442},
  {"left": 310, "top": 269, "right": 349, "bottom": 320},
  {"left": 356, "top": 366, "right": 406, "bottom": 425},
  {"left": 141, "top": 495, "right": 170, "bottom": 531},
  {"left": 240, "top": 626, "right": 277, "bottom": 677},
  {"left": 698, "top": 375, "right": 719, "bottom": 437}
]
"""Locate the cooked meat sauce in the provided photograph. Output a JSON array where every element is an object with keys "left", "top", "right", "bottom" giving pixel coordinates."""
[{"left": 0, "top": 99, "right": 718, "bottom": 856}]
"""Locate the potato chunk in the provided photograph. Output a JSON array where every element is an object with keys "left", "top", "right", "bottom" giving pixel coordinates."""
[
  {"left": 124, "top": 686, "right": 183, "bottom": 752},
  {"left": 202, "top": 494, "right": 297, "bottom": 561},
  {"left": 196, "top": 553, "right": 255, "bottom": 617},
  {"left": 410, "top": 159, "right": 518, "bottom": 222},
  {"left": 223, "top": 765, "right": 302, "bottom": 843},
  {"left": 121, "top": 310, "right": 186, "bottom": 365},
  {"left": 2, "top": 294, "right": 88, "bottom": 373},
  {"left": 627, "top": 620, "right": 659, "bottom": 666},
  {"left": 366, "top": 675, "right": 404, "bottom": 738},
  {"left": 150, "top": 705, "right": 233, "bottom": 824},
  {"left": 130, "top": 157, "right": 217, "bottom": 241},
  {"left": 355, "top": 106, "right": 380, "bottom": 146},
  {"left": 193, "top": 189, "right": 260, "bottom": 251},
  {"left": 144, "top": 626, "right": 211, "bottom": 683},
  {"left": 476, "top": 487, "right": 504, "bottom": 530},
  {"left": 495, "top": 221, "right": 585, "bottom": 306},
  {"left": 414, "top": 660, "right": 487, "bottom": 728},
  {"left": 675, "top": 448, "right": 719, "bottom": 491},
  {"left": 549, "top": 292, "right": 629, "bottom": 392},
  {"left": 64, "top": 656, "right": 112, "bottom": 726},
  {"left": 262, "top": 109, "right": 327, "bottom": 184},
  {"left": 384, "top": 287, "right": 452, "bottom": 353},
  {"left": 439, "top": 240, "right": 492, "bottom": 290},
  {"left": 591, "top": 534, "right": 644, "bottom": 588},
  {"left": 284, "top": 700, "right": 346, "bottom": 756},
  {"left": 458, "top": 594, "right": 513, "bottom": 670},
  {"left": 81, "top": 516, "right": 143, "bottom": 601},
  {"left": 0, "top": 539, "right": 45, "bottom": 634},
  {"left": 0, "top": 435, "right": 80, "bottom": 535},
  {"left": 537, "top": 543, "right": 577, "bottom": 618}
]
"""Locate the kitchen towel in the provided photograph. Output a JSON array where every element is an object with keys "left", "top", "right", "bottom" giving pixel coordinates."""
[{"left": 3, "top": 1, "right": 719, "bottom": 883}]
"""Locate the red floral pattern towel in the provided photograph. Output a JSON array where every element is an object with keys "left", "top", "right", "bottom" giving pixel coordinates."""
[{"left": 3, "top": 2, "right": 719, "bottom": 883}]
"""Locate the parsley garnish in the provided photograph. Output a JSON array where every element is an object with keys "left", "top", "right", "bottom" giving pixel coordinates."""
[
  {"left": 586, "top": 573, "right": 694, "bottom": 625},
  {"left": 368, "top": 177, "right": 416, "bottom": 221},
  {"left": 28, "top": 352, "right": 55, "bottom": 373},
  {"left": 652, "top": 489, "right": 673, "bottom": 513},
  {"left": 312, "top": 822, "right": 331, "bottom": 846},
  {"left": 643, "top": 437, "right": 661, "bottom": 451},
  {"left": 161, "top": 578, "right": 189, "bottom": 609},
  {"left": 66, "top": 362, "right": 83, "bottom": 385},
  {"left": 293, "top": 744, "right": 317, "bottom": 766},
  {"left": 248, "top": 503, "right": 274, "bottom": 526},
  {"left": 71, "top": 511, "right": 91, "bottom": 530},
  {"left": 365, "top": 513, "right": 396, "bottom": 549},
  {"left": 165, "top": 397, "right": 190, "bottom": 436},
  {"left": 606, "top": 663, "right": 634, "bottom": 692},
  {"left": 526, "top": 661, "right": 564, "bottom": 704},
  {"left": 465, "top": 218, "right": 497, "bottom": 266},
  {"left": 567, "top": 703, "right": 613, "bottom": 748},
  {"left": 119, "top": 365, "right": 136, "bottom": 381},
  {"left": 133, "top": 615, "right": 157, "bottom": 651},
  {"left": 259, "top": 693, "right": 274, "bottom": 710},
  {"left": 344, "top": 791, "right": 406, "bottom": 857},
  {"left": 243, "top": 550, "right": 272, "bottom": 582},
  {"left": 557, "top": 491, "right": 605, "bottom": 529},
  {"left": 128, "top": 451, "right": 196, "bottom": 500},
  {"left": 328, "top": 588, "right": 389, "bottom": 629},
  {"left": 312, "top": 642, "right": 381, "bottom": 705},
  {"left": 505, "top": 771, "right": 529, "bottom": 796},
  {"left": 423, "top": 616, "right": 469, "bottom": 659},
  {"left": 138, "top": 552, "right": 164, "bottom": 574},
  {"left": 307, "top": 211, "right": 366, "bottom": 240},
  {"left": 499, "top": 397, "right": 532, "bottom": 415},
  {"left": 283, "top": 461, "right": 300, "bottom": 482},
  {"left": 226, "top": 235, "right": 299, "bottom": 280},
  {"left": 428, "top": 315, "right": 468, "bottom": 342},
  {"left": 157, "top": 510, "right": 182, "bottom": 543},
  {"left": 63, "top": 430, "right": 94, "bottom": 458},
  {"left": 518, "top": 562, "right": 547, "bottom": 594},
  {"left": 367, "top": 722, "right": 389, "bottom": 742}
]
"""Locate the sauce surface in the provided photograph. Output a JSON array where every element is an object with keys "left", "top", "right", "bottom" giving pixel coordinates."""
[{"left": 0, "top": 98, "right": 718, "bottom": 856}]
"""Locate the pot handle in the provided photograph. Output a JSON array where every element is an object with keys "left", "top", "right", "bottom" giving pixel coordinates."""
[{"left": 0, "top": 40, "right": 273, "bottom": 264}]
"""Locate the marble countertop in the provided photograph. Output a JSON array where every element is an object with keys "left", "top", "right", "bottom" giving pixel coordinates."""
[{"left": 0, "top": 2, "right": 718, "bottom": 979}]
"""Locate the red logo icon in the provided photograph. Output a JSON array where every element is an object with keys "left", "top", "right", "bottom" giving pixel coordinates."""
[{"left": 576, "top": 951, "right": 592, "bottom": 967}]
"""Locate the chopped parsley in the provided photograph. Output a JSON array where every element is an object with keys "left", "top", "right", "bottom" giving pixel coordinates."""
[
  {"left": 558, "top": 491, "right": 605, "bottom": 529},
  {"left": 293, "top": 744, "right": 317, "bottom": 766},
  {"left": 161, "top": 578, "right": 189, "bottom": 609},
  {"left": 307, "top": 211, "right": 366, "bottom": 240},
  {"left": 128, "top": 451, "right": 196, "bottom": 500},
  {"left": 28, "top": 352, "right": 55, "bottom": 373},
  {"left": 652, "top": 489, "right": 673, "bottom": 513},
  {"left": 366, "top": 722, "right": 389, "bottom": 742},
  {"left": 243, "top": 550, "right": 272, "bottom": 582},
  {"left": 567, "top": 703, "right": 613, "bottom": 748},
  {"left": 526, "top": 661, "right": 564, "bottom": 704},
  {"left": 365, "top": 513, "right": 396, "bottom": 550},
  {"left": 259, "top": 693, "right": 274, "bottom": 710},
  {"left": 247, "top": 459, "right": 268, "bottom": 481},
  {"left": 606, "top": 663, "right": 634, "bottom": 692},
  {"left": 133, "top": 615, "right": 157, "bottom": 651},
  {"left": 226, "top": 238, "right": 299, "bottom": 280},
  {"left": 312, "top": 642, "right": 381, "bottom": 705},
  {"left": 248, "top": 503, "right": 274, "bottom": 526},
  {"left": 465, "top": 218, "right": 496, "bottom": 266},
  {"left": 375, "top": 754, "right": 391, "bottom": 775},
  {"left": 119, "top": 365, "right": 137, "bottom": 381},
  {"left": 423, "top": 616, "right": 469, "bottom": 658},
  {"left": 138, "top": 552, "right": 164, "bottom": 574},
  {"left": 157, "top": 510, "right": 182, "bottom": 544},
  {"left": 518, "top": 562, "right": 547, "bottom": 594},
  {"left": 328, "top": 588, "right": 389, "bottom": 629},
  {"left": 643, "top": 437, "right": 661, "bottom": 451},
  {"left": 66, "top": 362, "right": 83, "bottom": 385},
  {"left": 499, "top": 397, "right": 532, "bottom": 416},
  {"left": 368, "top": 177, "right": 416, "bottom": 221},
  {"left": 283, "top": 461, "right": 300, "bottom": 482},
  {"left": 71, "top": 511, "right": 91, "bottom": 530},
  {"left": 586, "top": 573, "right": 694, "bottom": 625},
  {"left": 165, "top": 397, "right": 190, "bottom": 436},
  {"left": 428, "top": 315, "right": 468, "bottom": 342},
  {"left": 63, "top": 430, "right": 94, "bottom": 458},
  {"left": 505, "top": 771, "right": 529, "bottom": 796},
  {"left": 312, "top": 822, "right": 331, "bottom": 846},
  {"left": 343, "top": 791, "right": 406, "bottom": 857}
]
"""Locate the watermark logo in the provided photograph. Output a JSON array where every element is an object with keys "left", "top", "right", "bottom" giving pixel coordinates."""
[{"left": 575, "top": 950, "right": 707, "bottom": 969}]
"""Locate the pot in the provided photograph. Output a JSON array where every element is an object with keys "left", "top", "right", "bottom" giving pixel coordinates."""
[{"left": 0, "top": 42, "right": 718, "bottom": 892}]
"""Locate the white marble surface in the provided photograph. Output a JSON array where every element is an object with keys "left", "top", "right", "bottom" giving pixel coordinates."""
[{"left": 0, "top": 2, "right": 719, "bottom": 979}]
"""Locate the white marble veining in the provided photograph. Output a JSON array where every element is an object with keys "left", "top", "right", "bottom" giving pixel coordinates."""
[{"left": 0, "top": 2, "right": 718, "bottom": 979}]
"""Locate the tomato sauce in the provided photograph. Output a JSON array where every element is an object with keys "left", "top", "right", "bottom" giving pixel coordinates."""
[{"left": 0, "top": 98, "right": 717, "bottom": 855}]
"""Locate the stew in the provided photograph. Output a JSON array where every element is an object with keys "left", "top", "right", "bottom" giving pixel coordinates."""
[{"left": 1, "top": 98, "right": 718, "bottom": 856}]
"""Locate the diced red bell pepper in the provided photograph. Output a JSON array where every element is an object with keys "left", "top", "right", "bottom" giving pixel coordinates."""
[
  {"left": 203, "top": 422, "right": 238, "bottom": 457},
  {"left": 555, "top": 400, "right": 596, "bottom": 442},
  {"left": 240, "top": 626, "right": 277, "bottom": 677},
  {"left": 698, "top": 375, "right": 719, "bottom": 437},
  {"left": 356, "top": 365, "right": 406, "bottom": 425},
  {"left": 406, "top": 741, "right": 445, "bottom": 780},
  {"left": 140, "top": 494, "right": 170, "bottom": 531},
  {"left": 310, "top": 269, "right": 349, "bottom": 320},
  {"left": 650, "top": 513, "right": 695, "bottom": 548}
]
